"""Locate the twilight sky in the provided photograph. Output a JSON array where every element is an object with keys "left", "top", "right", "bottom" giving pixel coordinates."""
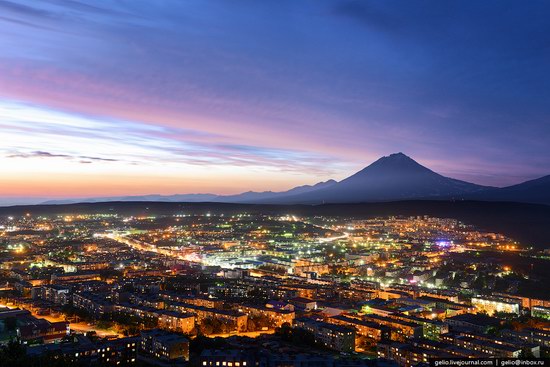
[{"left": 1, "top": 0, "right": 549, "bottom": 202}]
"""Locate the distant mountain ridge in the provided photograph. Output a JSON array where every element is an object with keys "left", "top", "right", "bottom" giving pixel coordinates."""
[
  {"left": 467, "top": 175, "right": 550, "bottom": 205},
  {"left": 41, "top": 153, "right": 550, "bottom": 206},
  {"left": 42, "top": 180, "right": 338, "bottom": 205}
]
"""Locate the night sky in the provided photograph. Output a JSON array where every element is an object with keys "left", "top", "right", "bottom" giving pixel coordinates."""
[{"left": 1, "top": 0, "right": 549, "bottom": 202}]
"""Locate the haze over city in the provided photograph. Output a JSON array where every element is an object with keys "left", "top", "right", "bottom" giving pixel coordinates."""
[{"left": 1, "top": 0, "right": 550, "bottom": 204}]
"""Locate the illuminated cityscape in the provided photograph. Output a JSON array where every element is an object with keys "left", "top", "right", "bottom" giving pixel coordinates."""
[
  {"left": 1, "top": 207, "right": 550, "bottom": 365},
  {"left": 1, "top": 0, "right": 550, "bottom": 366}
]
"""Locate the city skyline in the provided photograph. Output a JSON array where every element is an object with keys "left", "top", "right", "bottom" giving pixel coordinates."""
[{"left": 1, "top": 0, "right": 550, "bottom": 200}]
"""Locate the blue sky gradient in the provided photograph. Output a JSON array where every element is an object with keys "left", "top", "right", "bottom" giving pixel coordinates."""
[{"left": 0, "top": 0, "right": 549, "bottom": 199}]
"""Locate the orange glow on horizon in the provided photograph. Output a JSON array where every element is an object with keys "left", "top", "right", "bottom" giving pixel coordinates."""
[{"left": 0, "top": 170, "right": 311, "bottom": 198}]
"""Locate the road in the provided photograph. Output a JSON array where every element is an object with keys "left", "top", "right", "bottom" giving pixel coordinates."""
[
  {"left": 207, "top": 329, "right": 275, "bottom": 338},
  {"left": 30, "top": 311, "right": 124, "bottom": 338},
  {"left": 99, "top": 232, "right": 188, "bottom": 260},
  {"left": 69, "top": 322, "right": 123, "bottom": 338}
]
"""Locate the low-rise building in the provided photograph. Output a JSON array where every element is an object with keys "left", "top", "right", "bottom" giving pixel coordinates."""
[
  {"left": 72, "top": 291, "right": 114, "bottom": 318},
  {"left": 377, "top": 341, "right": 452, "bottom": 367},
  {"left": 239, "top": 304, "right": 295, "bottom": 328},
  {"left": 33, "top": 284, "right": 70, "bottom": 305},
  {"left": 445, "top": 313, "right": 501, "bottom": 333},
  {"left": 159, "top": 292, "right": 223, "bottom": 309},
  {"left": 167, "top": 301, "right": 247, "bottom": 332},
  {"left": 294, "top": 317, "right": 355, "bottom": 352},
  {"left": 471, "top": 296, "right": 520, "bottom": 316},
  {"left": 157, "top": 310, "right": 195, "bottom": 334},
  {"left": 17, "top": 318, "right": 69, "bottom": 344},
  {"left": 451, "top": 335, "right": 521, "bottom": 358},
  {"left": 26, "top": 335, "right": 139, "bottom": 365},
  {"left": 51, "top": 271, "right": 100, "bottom": 284},
  {"left": 387, "top": 313, "right": 448, "bottom": 340},
  {"left": 328, "top": 314, "right": 390, "bottom": 342},
  {"left": 363, "top": 314, "right": 423, "bottom": 341},
  {"left": 200, "top": 349, "right": 252, "bottom": 367},
  {"left": 502, "top": 328, "right": 550, "bottom": 350},
  {"left": 140, "top": 329, "right": 189, "bottom": 361},
  {"left": 114, "top": 303, "right": 158, "bottom": 320},
  {"left": 289, "top": 297, "right": 317, "bottom": 312}
]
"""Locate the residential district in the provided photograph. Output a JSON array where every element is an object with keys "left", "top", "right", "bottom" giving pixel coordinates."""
[{"left": 1, "top": 211, "right": 550, "bottom": 366}]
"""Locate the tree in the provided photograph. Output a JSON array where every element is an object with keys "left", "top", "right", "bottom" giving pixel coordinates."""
[
  {"left": 247, "top": 318, "right": 257, "bottom": 332},
  {"left": 291, "top": 328, "right": 317, "bottom": 347},
  {"left": 189, "top": 335, "right": 228, "bottom": 355},
  {"left": 4, "top": 317, "right": 17, "bottom": 331},
  {"left": 96, "top": 320, "right": 113, "bottom": 330},
  {"left": 85, "top": 331, "right": 100, "bottom": 342},
  {"left": 519, "top": 349, "right": 535, "bottom": 359},
  {"left": 275, "top": 323, "right": 319, "bottom": 349},
  {"left": 275, "top": 322, "right": 292, "bottom": 339},
  {"left": 99, "top": 269, "right": 122, "bottom": 282}
]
